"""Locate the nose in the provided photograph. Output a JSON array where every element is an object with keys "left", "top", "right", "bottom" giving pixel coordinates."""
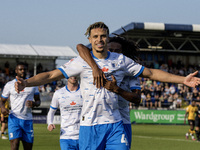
[{"left": 97, "top": 36, "right": 102, "bottom": 42}]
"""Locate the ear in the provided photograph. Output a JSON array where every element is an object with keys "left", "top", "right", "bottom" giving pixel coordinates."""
[{"left": 88, "top": 36, "right": 92, "bottom": 44}]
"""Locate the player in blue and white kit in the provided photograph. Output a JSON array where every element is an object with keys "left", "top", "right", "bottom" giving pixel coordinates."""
[
  {"left": 47, "top": 76, "right": 83, "bottom": 150},
  {"left": 15, "top": 22, "right": 200, "bottom": 150},
  {"left": 110, "top": 38, "right": 142, "bottom": 148},
  {"left": 0, "top": 62, "right": 41, "bottom": 150},
  {"left": 77, "top": 36, "right": 142, "bottom": 149}
]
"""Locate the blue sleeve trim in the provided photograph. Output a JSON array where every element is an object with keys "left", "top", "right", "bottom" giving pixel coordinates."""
[
  {"left": 130, "top": 87, "right": 141, "bottom": 90},
  {"left": 34, "top": 92, "right": 40, "bottom": 95},
  {"left": 135, "top": 66, "right": 144, "bottom": 77},
  {"left": 58, "top": 68, "right": 69, "bottom": 79},
  {"left": 1, "top": 95, "right": 8, "bottom": 99},
  {"left": 50, "top": 105, "right": 57, "bottom": 110}
]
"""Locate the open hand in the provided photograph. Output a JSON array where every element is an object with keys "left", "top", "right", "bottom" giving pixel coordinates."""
[{"left": 183, "top": 71, "right": 200, "bottom": 87}]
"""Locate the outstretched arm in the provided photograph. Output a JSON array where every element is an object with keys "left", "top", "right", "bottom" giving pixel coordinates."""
[
  {"left": 15, "top": 69, "right": 64, "bottom": 93},
  {"left": 140, "top": 68, "right": 200, "bottom": 88},
  {"left": 103, "top": 75, "right": 141, "bottom": 104},
  {"left": 77, "top": 44, "right": 105, "bottom": 88}
]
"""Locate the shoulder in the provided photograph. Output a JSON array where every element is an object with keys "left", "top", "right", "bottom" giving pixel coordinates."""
[
  {"left": 4, "top": 79, "right": 15, "bottom": 86},
  {"left": 55, "top": 86, "right": 66, "bottom": 94},
  {"left": 61, "top": 56, "right": 86, "bottom": 68}
]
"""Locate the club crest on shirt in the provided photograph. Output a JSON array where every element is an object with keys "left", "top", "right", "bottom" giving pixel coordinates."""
[{"left": 111, "top": 63, "right": 115, "bottom": 68}]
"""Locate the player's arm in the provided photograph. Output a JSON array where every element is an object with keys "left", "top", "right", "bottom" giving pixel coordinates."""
[
  {"left": 47, "top": 107, "right": 57, "bottom": 131},
  {"left": 140, "top": 68, "right": 200, "bottom": 88},
  {"left": 0, "top": 97, "right": 9, "bottom": 116},
  {"left": 76, "top": 44, "right": 105, "bottom": 88},
  {"left": 103, "top": 75, "right": 141, "bottom": 103},
  {"left": 15, "top": 69, "right": 64, "bottom": 93}
]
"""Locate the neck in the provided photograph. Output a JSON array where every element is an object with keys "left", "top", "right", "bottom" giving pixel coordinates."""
[
  {"left": 92, "top": 49, "right": 108, "bottom": 59},
  {"left": 67, "top": 83, "right": 78, "bottom": 91}
]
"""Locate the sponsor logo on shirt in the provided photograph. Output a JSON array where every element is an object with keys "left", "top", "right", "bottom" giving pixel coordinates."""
[
  {"left": 102, "top": 67, "right": 109, "bottom": 72},
  {"left": 62, "top": 58, "right": 74, "bottom": 68},
  {"left": 70, "top": 101, "right": 76, "bottom": 105}
]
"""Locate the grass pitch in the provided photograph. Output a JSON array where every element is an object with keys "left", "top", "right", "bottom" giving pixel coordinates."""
[{"left": 0, "top": 124, "right": 199, "bottom": 150}]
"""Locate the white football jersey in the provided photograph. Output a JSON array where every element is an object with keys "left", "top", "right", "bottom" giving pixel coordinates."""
[
  {"left": 59, "top": 51, "right": 144, "bottom": 126},
  {"left": 118, "top": 76, "right": 141, "bottom": 124},
  {"left": 49, "top": 86, "right": 83, "bottom": 140},
  {"left": 1, "top": 79, "right": 39, "bottom": 120}
]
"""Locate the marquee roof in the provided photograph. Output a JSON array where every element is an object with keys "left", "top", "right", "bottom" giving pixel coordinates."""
[{"left": 0, "top": 44, "right": 78, "bottom": 59}]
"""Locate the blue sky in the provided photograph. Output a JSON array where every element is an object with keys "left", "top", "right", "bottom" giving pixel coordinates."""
[{"left": 0, "top": 0, "right": 200, "bottom": 52}]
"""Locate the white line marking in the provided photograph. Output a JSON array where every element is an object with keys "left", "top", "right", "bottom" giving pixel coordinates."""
[{"left": 134, "top": 135, "right": 196, "bottom": 143}]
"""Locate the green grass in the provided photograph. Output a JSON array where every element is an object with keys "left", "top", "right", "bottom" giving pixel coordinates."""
[{"left": 0, "top": 124, "right": 199, "bottom": 150}]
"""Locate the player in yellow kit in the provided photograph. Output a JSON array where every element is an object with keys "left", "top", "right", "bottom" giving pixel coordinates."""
[
  {"left": 184, "top": 100, "right": 198, "bottom": 141},
  {"left": 0, "top": 97, "right": 9, "bottom": 139}
]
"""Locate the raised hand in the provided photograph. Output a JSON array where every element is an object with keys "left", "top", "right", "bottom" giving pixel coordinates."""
[
  {"left": 15, "top": 76, "right": 26, "bottom": 93},
  {"left": 183, "top": 71, "right": 200, "bottom": 87}
]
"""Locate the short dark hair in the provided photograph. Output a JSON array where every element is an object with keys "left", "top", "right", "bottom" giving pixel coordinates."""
[
  {"left": 17, "top": 62, "right": 25, "bottom": 66},
  {"left": 85, "top": 22, "right": 109, "bottom": 37},
  {"left": 16, "top": 62, "right": 26, "bottom": 69}
]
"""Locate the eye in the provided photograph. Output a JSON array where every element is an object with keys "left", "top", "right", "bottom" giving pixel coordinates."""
[
  {"left": 93, "top": 35, "right": 98, "bottom": 39},
  {"left": 101, "top": 35, "right": 106, "bottom": 38}
]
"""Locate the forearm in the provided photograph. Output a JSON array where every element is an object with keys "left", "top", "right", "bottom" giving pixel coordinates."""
[
  {"left": 77, "top": 44, "right": 99, "bottom": 70},
  {"left": 141, "top": 68, "right": 185, "bottom": 84},
  {"left": 114, "top": 87, "right": 141, "bottom": 103},
  {"left": 25, "top": 69, "right": 63, "bottom": 87},
  {"left": 47, "top": 108, "right": 56, "bottom": 125}
]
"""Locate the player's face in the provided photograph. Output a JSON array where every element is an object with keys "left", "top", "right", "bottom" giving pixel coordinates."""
[
  {"left": 107, "top": 42, "right": 122, "bottom": 53},
  {"left": 89, "top": 28, "right": 109, "bottom": 54},
  {"left": 68, "top": 76, "right": 78, "bottom": 84},
  {"left": 192, "top": 101, "right": 196, "bottom": 106},
  {"left": 15, "top": 65, "right": 27, "bottom": 79}
]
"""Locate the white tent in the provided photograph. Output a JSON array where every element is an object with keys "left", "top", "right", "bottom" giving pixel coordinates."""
[
  {"left": 0, "top": 44, "right": 77, "bottom": 58},
  {"left": 0, "top": 44, "right": 78, "bottom": 74}
]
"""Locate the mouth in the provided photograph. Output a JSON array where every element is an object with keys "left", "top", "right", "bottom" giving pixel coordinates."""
[{"left": 96, "top": 43, "right": 104, "bottom": 48}]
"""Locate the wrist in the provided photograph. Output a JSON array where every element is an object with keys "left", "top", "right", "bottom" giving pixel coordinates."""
[
  {"left": 114, "top": 86, "right": 122, "bottom": 94},
  {"left": 24, "top": 79, "right": 28, "bottom": 87},
  {"left": 91, "top": 64, "right": 99, "bottom": 70}
]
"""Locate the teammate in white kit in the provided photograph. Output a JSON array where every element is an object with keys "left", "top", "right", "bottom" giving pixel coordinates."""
[
  {"left": 15, "top": 22, "right": 200, "bottom": 150},
  {"left": 77, "top": 36, "right": 142, "bottom": 149},
  {"left": 0, "top": 62, "right": 41, "bottom": 150},
  {"left": 47, "top": 76, "right": 83, "bottom": 150}
]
